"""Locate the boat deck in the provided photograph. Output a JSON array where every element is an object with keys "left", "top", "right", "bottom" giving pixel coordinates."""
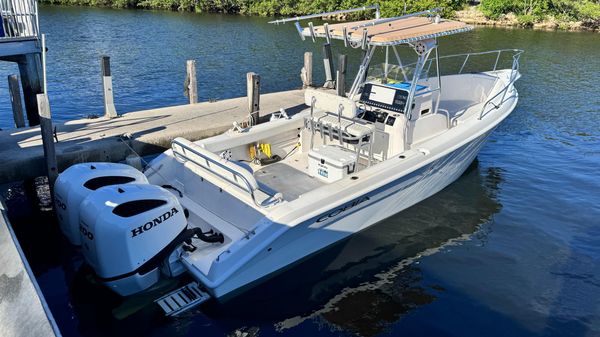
[
  {"left": 251, "top": 147, "right": 374, "bottom": 203},
  {"left": 254, "top": 159, "right": 324, "bottom": 202}
]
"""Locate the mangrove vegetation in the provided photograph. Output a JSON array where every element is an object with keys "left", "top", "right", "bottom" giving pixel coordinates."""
[{"left": 40, "top": 0, "right": 599, "bottom": 30}]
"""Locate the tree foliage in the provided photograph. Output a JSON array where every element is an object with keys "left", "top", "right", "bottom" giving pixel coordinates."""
[
  {"left": 41, "top": 0, "right": 467, "bottom": 17},
  {"left": 40, "top": 0, "right": 599, "bottom": 26},
  {"left": 480, "top": 0, "right": 600, "bottom": 23}
]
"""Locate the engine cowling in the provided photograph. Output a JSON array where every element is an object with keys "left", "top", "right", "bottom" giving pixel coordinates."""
[
  {"left": 79, "top": 184, "right": 187, "bottom": 296},
  {"left": 54, "top": 163, "right": 148, "bottom": 245}
]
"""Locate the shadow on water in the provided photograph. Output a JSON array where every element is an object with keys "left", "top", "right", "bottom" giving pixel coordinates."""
[{"left": 1, "top": 158, "right": 503, "bottom": 337}]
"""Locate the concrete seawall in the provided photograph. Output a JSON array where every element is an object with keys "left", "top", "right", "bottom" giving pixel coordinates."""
[{"left": 0, "top": 89, "right": 306, "bottom": 184}]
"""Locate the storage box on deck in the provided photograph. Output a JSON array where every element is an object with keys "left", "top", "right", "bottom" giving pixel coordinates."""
[{"left": 308, "top": 145, "right": 357, "bottom": 183}]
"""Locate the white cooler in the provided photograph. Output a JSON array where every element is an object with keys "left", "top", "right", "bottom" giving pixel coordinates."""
[{"left": 308, "top": 145, "right": 357, "bottom": 183}]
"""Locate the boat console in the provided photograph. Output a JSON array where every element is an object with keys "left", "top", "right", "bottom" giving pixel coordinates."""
[{"left": 358, "top": 82, "right": 432, "bottom": 122}]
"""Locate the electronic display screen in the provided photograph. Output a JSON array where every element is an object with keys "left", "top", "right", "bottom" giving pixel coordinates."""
[
  {"left": 360, "top": 83, "right": 408, "bottom": 113},
  {"left": 368, "top": 86, "right": 396, "bottom": 105}
]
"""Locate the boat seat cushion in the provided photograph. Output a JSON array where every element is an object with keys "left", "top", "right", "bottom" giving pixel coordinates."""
[
  {"left": 310, "top": 110, "right": 375, "bottom": 138},
  {"left": 304, "top": 88, "right": 358, "bottom": 119}
]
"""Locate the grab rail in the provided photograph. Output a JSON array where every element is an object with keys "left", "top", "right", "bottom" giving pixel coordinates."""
[
  {"left": 370, "top": 49, "right": 523, "bottom": 82},
  {"left": 478, "top": 50, "right": 523, "bottom": 119},
  {"left": 437, "top": 49, "right": 523, "bottom": 73},
  {"left": 426, "top": 49, "right": 523, "bottom": 120},
  {"left": 369, "top": 49, "right": 523, "bottom": 120},
  {"left": 171, "top": 138, "right": 279, "bottom": 208}
]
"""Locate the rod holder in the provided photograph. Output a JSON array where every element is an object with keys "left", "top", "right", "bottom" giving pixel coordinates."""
[
  {"left": 294, "top": 22, "right": 305, "bottom": 41},
  {"left": 336, "top": 54, "right": 347, "bottom": 97},
  {"left": 322, "top": 43, "right": 335, "bottom": 89},
  {"left": 308, "top": 22, "right": 316, "bottom": 42}
]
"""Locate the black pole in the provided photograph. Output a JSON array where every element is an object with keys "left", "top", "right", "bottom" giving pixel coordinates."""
[
  {"left": 322, "top": 43, "right": 335, "bottom": 88},
  {"left": 17, "top": 53, "right": 43, "bottom": 126},
  {"left": 336, "top": 54, "right": 347, "bottom": 96}
]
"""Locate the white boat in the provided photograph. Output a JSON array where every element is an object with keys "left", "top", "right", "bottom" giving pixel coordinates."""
[{"left": 54, "top": 6, "right": 522, "bottom": 311}]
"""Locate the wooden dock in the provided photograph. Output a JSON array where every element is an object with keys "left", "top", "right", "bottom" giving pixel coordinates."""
[{"left": 0, "top": 89, "right": 307, "bottom": 184}]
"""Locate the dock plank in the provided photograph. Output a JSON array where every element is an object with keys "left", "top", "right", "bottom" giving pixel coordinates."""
[{"left": 0, "top": 89, "right": 306, "bottom": 183}]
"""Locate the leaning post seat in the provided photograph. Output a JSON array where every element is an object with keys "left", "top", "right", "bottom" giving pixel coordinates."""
[{"left": 304, "top": 88, "right": 375, "bottom": 168}]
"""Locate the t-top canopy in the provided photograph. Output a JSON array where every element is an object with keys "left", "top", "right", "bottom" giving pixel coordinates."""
[{"left": 304, "top": 16, "right": 472, "bottom": 46}]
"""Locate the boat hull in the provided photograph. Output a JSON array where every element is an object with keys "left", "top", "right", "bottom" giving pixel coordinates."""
[{"left": 209, "top": 129, "right": 491, "bottom": 299}]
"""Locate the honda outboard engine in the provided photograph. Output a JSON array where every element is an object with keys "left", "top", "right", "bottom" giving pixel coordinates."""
[
  {"left": 79, "top": 184, "right": 187, "bottom": 296},
  {"left": 54, "top": 163, "right": 148, "bottom": 245}
]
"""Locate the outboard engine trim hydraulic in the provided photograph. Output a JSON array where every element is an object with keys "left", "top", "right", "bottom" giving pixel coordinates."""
[
  {"left": 54, "top": 163, "right": 148, "bottom": 245},
  {"left": 79, "top": 184, "right": 188, "bottom": 296}
]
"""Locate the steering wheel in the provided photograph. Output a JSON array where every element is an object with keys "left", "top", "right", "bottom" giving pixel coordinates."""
[{"left": 374, "top": 109, "right": 387, "bottom": 123}]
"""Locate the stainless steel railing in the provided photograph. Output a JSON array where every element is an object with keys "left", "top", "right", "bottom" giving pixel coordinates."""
[
  {"left": 435, "top": 48, "right": 523, "bottom": 75},
  {"left": 369, "top": 49, "right": 523, "bottom": 120},
  {"left": 427, "top": 49, "right": 523, "bottom": 120},
  {"left": 171, "top": 138, "right": 281, "bottom": 208},
  {"left": 476, "top": 50, "right": 523, "bottom": 119},
  {"left": 0, "top": 0, "right": 38, "bottom": 40}
]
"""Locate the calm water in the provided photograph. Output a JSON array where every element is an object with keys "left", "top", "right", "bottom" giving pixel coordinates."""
[{"left": 3, "top": 5, "right": 600, "bottom": 337}]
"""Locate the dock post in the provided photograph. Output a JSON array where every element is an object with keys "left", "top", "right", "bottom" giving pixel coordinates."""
[
  {"left": 101, "top": 55, "right": 118, "bottom": 118},
  {"left": 247, "top": 72, "right": 260, "bottom": 125},
  {"left": 322, "top": 43, "right": 335, "bottom": 89},
  {"left": 336, "top": 54, "right": 347, "bottom": 97},
  {"left": 8, "top": 75, "right": 25, "bottom": 128},
  {"left": 302, "top": 52, "right": 313, "bottom": 88},
  {"left": 17, "top": 53, "right": 43, "bottom": 126},
  {"left": 185, "top": 60, "right": 198, "bottom": 104},
  {"left": 36, "top": 94, "right": 58, "bottom": 186}
]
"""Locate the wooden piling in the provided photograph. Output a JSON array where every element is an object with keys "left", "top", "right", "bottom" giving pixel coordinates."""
[
  {"left": 8, "top": 75, "right": 25, "bottom": 128},
  {"left": 185, "top": 60, "right": 198, "bottom": 104},
  {"left": 322, "top": 43, "right": 335, "bottom": 89},
  {"left": 247, "top": 72, "right": 260, "bottom": 125},
  {"left": 336, "top": 54, "right": 347, "bottom": 97},
  {"left": 302, "top": 52, "right": 313, "bottom": 88},
  {"left": 36, "top": 94, "right": 58, "bottom": 186},
  {"left": 101, "top": 55, "right": 118, "bottom": 118},
  {"left": 17, "top": 53, "right": 43, "bottom": 126}
]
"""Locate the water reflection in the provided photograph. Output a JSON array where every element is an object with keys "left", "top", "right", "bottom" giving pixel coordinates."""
[
  {"left": 268, "top": 160, "right": 503, "bottom": 336},
  {"left": 160, "top": 160, "right": 503, "bottom": 337}
]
